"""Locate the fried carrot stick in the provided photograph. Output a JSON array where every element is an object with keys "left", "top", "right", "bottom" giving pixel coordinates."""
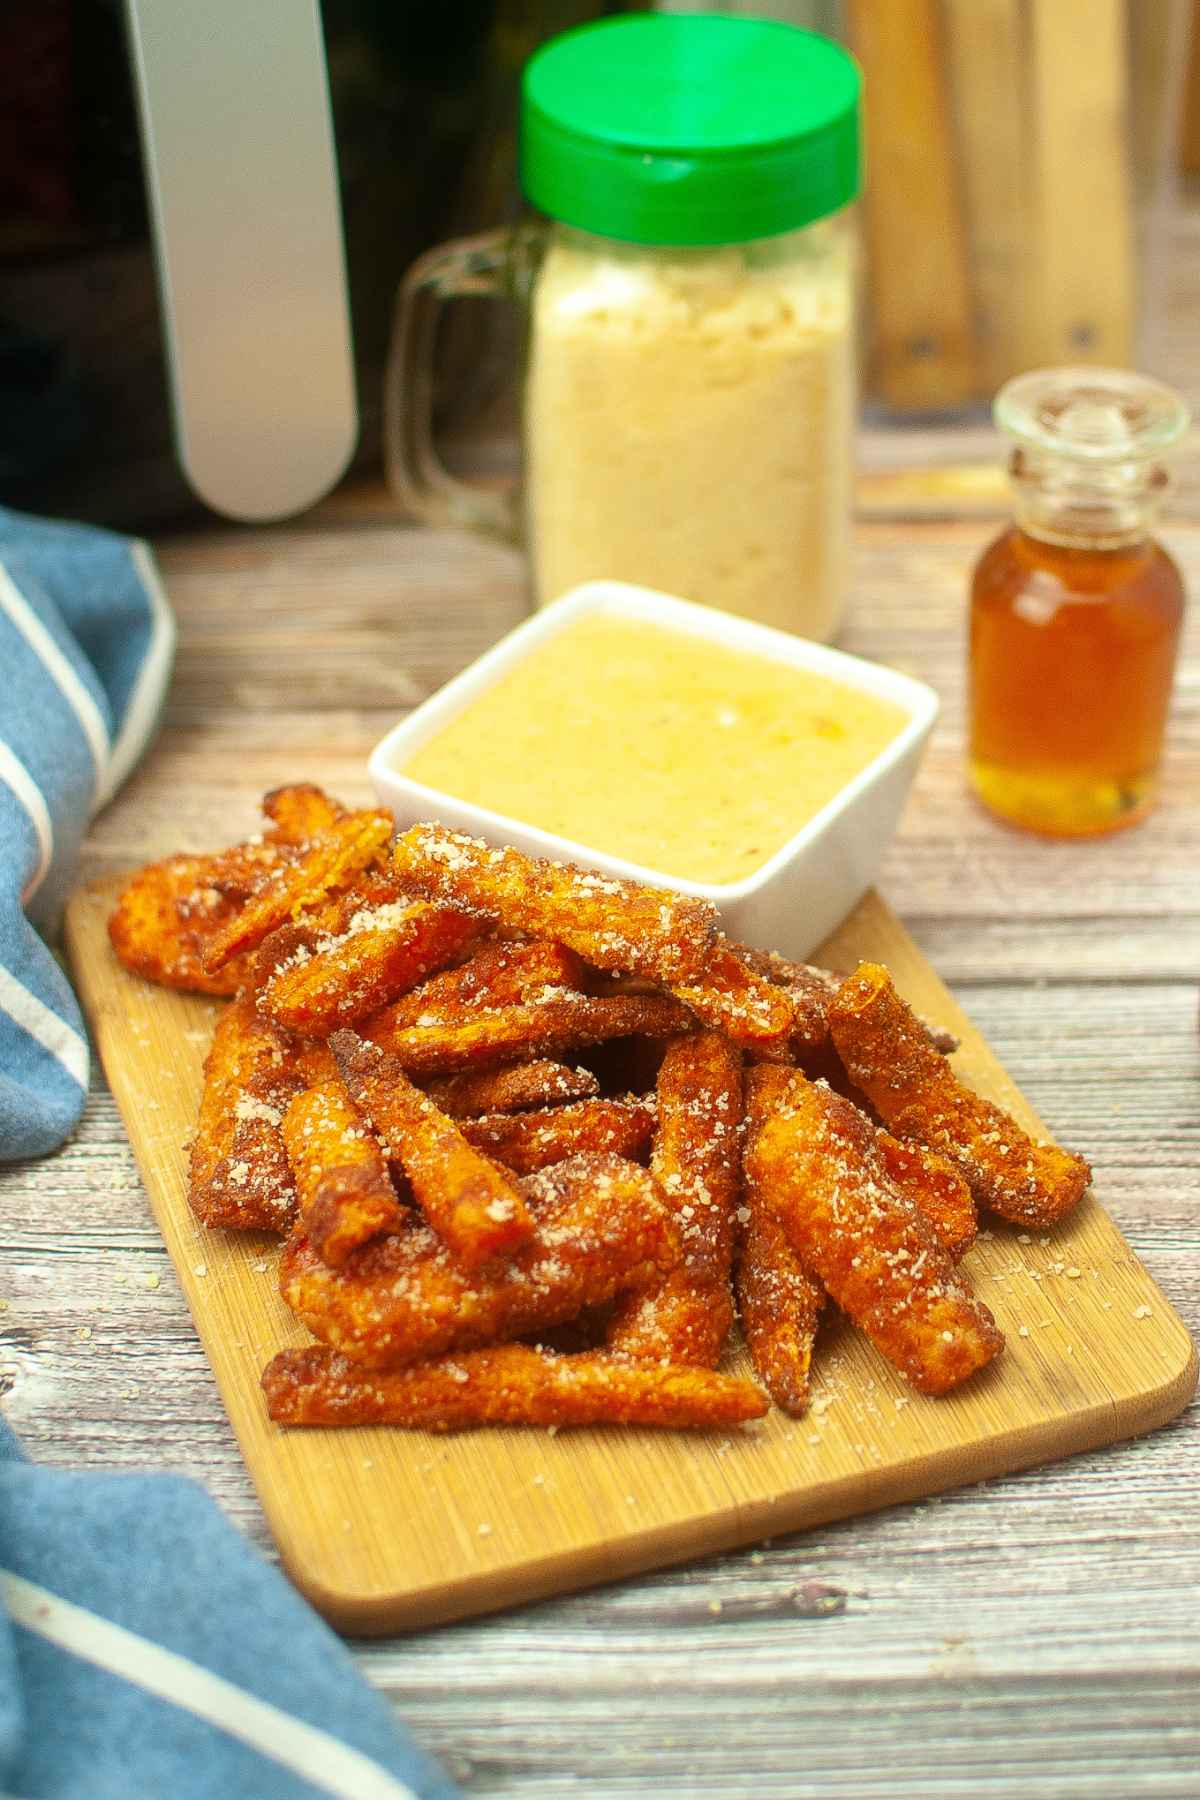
[
  {"left": 734, "top": 1077, "right": 969, "bottom": 1412},
  {"left": 278, "top": 1154, "right": 674, "bottom": 1368},
  {"left": 109, "top": 849, "right": 281, "bottom": 994},
  {"left": 368, "top": 939, "right": 584, "bottom": 1038},
  {"left": 361, "top": 989, "right": 693, "bottom": 1079},
  {"left": 261, "top": 900, "right": 478, "bottom": 1037},
  {"left": 189, "top": 995, "right": 304, "bottom": 1231},
  {"left": 199, "top": 1072, "right": 305, "bottom": 1233},
  {"left": 462, "top": 1095, "right": 657, "bottom": 1174},
  {"left": 726, "top": 944, "right": 841, "bottom": 1055},
  {"left": 607, "top": 1030, "right": 743, "bottom": 1367},
  {"left": 330, "top": 1031, "right": 533, "bottom": 1265},
  {"left": 257, "top": 868, "right": 403, "bottom": 958},
  {"left": 726, "top": 944, "right": 834, "bottom": 988},
  {"left": 391, "top": 823, "right": 717, "bottom": 983},
  {"left": 261, "top": 1344, "right": 768, "bottom": 1431},
  {"left": 876, "top": 1130, "right": 977, "bottom": 1262},
  {"left": 261, "top": 783, "right": 344, "bottom": 843},
  {"left": 424, "top": 1060, "right": 600, "bottom": 1119},
  {"left": 733, "top": 944, "right": 960, "bottom": 1056},
  {"left": 203, "top": 809, "right": 394, "bottom": 972},
  {"left": 744, "top": 1073, "right": 1004, "bottom": 1395},
  {"left": 829, "top": 962, "right": 1090, "bottom": 1229},
  {"left": 281, "top": 1076, "right": 408, "bottom": 1268},
  {"left": 737, "top": 1208, "right": 824, "bottom": 1417},
  {"left": 251, "top": 870, "right": 401, "bottom": 993},
  {"left": 671, "top": 939, "right": 796, "bottom": 1052},
  {"left": 735, "top": 1064, "right": 825, "bottom": 1415}
]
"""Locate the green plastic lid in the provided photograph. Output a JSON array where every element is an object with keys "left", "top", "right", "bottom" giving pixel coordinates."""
[{"left": 520, "top": 12, "right": 861, "bottom": 247}]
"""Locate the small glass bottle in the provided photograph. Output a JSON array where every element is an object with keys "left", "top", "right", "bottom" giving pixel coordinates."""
[{"left": 968, "top": 368, "right": 1189, "bottom": 837}]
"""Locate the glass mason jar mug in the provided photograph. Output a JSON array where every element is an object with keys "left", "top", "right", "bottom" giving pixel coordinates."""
[{"left": 385, "top": 14, "right": 861, "bottom": 640}]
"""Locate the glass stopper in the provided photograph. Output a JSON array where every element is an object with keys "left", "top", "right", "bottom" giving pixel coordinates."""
[{"left": 995, "top": 367, "right": 1189, "bottom": 464}]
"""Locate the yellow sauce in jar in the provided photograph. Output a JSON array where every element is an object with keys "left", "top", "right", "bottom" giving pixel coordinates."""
[{"left": 401, "top": 616, "right": 908, "bottom": 885}]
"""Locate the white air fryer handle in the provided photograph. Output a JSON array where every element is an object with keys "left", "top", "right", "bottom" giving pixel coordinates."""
[{"left": 124, "top": 0, "right": 358, "bottom": 521}]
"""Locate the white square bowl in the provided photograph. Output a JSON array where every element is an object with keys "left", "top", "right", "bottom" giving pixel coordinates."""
[{"left": 369, "top": 581, "right": 938, "bottom": 962}]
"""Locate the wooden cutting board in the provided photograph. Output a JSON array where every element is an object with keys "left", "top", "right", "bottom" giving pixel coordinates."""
[{"left": 65, "top": 880, "right": 1196, "bottom": 1637}]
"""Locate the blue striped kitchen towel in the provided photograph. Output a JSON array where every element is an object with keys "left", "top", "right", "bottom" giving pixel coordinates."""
[
  {"left": 0, "top": 504, "right": 176, "bottom": 1161},
  {"left": 0, "top": 1419, "right": 458, "bottom": 1799}
]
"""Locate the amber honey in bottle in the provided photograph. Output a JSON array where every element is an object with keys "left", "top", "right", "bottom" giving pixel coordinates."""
[{"left": 968, "top": 368, "right": 1188, "bottom": 836}]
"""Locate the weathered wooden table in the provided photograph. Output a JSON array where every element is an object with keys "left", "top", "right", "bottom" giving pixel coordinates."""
[{"left": 4, "top": 462, "right": 1198, "bottom": 1797}]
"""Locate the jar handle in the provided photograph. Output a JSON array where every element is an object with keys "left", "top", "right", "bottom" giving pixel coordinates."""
[{"left": 384, "top": 229, "right": 519, "bottom": 537}]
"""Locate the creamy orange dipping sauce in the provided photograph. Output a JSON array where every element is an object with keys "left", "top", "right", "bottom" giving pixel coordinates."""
[{"left": 402, "top": 616, "right": 909, "bottom": 885}]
